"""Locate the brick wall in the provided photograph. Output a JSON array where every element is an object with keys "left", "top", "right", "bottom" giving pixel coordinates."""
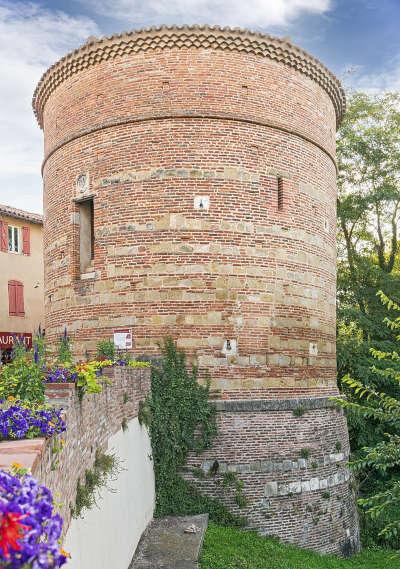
[
  {"left": 35, "top": 26, "right": 343, "bottom": 398},
  {"left": 0, "top": 367, "right": 152, "bottom": 535},
  {"left": 186, "top": 397, "right": 359, "bottom": 555}
]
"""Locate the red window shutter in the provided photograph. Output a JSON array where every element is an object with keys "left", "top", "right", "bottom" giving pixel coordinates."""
[
  {"left": 0, "top": 220, "right": 7, "bottom": 252},
  {"left": 8, "top": 281, "right": 17, "bottom": 316},
  {"left": 22, "top": 226, "right": 30, "bottom": 255},
  {"left": 8, "top": 281, "right": 24, "bottom": 316},
  {"left": 16, "top": 282, "right": 25, "bottom": 316}
]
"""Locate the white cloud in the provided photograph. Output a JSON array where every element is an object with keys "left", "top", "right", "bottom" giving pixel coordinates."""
[
  {"left": 0, "top": 2, "right": 99, "bottom": 213},
  {"left": 83, "top": 0, "right": 331, "bottom": 28},
  {"left": 0, "top": 0, "right": 333, "bottom": 215},
  {"left": 343, "top": 60, "right": 400, "bottom": 94}
]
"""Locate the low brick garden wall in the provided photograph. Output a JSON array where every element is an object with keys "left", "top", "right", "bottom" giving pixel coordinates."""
[{"left": 0, "top": 366, "right": 152, "bottom": 535}]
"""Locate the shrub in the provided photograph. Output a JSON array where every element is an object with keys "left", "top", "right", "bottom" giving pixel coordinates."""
[
  {"left": 96, "top": 339, "right": 116, "bottom": 361},
  {"left": 145, "top": 338, "right": 245, "bottom": 525},
  {"left": 335, "top": 291, "right": 400, "bottom": 545},
  {"left": 0, "top": 356, "right": 45, "bottom": 403}
]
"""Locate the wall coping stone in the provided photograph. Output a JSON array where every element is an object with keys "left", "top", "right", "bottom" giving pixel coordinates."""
[
  {"left": 0, "top": 438, "right": 46, "bottom": 471},
  {"left": 212, "top": 396, "right": 340, "bottom": 412}
]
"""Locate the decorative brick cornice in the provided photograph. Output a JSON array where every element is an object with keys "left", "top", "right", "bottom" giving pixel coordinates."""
[{"left": 32, "top": 25, "right": 345, "bottom": 129}]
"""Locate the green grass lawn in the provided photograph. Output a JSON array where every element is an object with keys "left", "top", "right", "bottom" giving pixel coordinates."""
[{"left": 200, "top": 523, "right": 398, "bottom": 569}]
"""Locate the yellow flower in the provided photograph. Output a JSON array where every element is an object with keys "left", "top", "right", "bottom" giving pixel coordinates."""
[
  {"left": 11, "top": 461, "right": 23, "bottom": 470},
  {"left": 7, "top": 395, "right": 16, "bottom": 401},
  {"left": 60, "top": 548, "right": 71, "bottom": 558}
]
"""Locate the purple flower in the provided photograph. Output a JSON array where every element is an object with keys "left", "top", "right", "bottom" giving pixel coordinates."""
[
  {"left": 0, "top": 403, "right": 66, "bottom": 441},
  {"left": 45, "top": 368, "right": 77, "bottom": 384},
  {"left": 0, "top": 469, "right": 67, "bottom": 568}
]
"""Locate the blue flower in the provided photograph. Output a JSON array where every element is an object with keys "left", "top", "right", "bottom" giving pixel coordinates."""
[{"left": 0, "top": 469, "right": 67, "bottom": 568}]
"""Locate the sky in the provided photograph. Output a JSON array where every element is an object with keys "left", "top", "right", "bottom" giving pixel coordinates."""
[{"left": 0, "top": 0, "right": 399, "bottom": 214}]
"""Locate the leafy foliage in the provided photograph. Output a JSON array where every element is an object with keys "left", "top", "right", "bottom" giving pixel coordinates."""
[
  {"left": 336, "top": 92, "right": 400, "bottom": 548},
  {"left": 0, "top": 352, "right": 45, "bottom": 403},
  {"left": 58, "top": 327, "right": 73, "bottom": 365},
  {"left": 335, "top": 292, "right": 400, "bottom": 546},
  {"left": 146, "top": 338, "right": 245, "bottom": 525},
  {"left": 337, "top": 92, "right": 400, "bottom": 389},
  {"left": 75, "top": 360, "right": 113, "bottom": 399},
  {"left": 33, "top": 325, "right": 47, "bottom": 367},
  {"left": 96, "top": 339, "right": 116, "bottom": 361},
  {"left": 71, "top": 450, "right": 120, "bottom": 518}
]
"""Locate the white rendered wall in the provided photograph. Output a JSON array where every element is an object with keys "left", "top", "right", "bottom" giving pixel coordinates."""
[{"left": 64, "top": 418, "right": 155, "bottom": 569}]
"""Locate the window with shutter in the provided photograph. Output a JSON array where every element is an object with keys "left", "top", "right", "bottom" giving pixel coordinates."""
[
  {"left": 22, "top": 226, "right": 30, "bottom": 255},
  {"left": 8, "top": 281, "right": 17, "bottom": 316},
  {"left": 7, "top": 226, "right": 20, "bottom": 253},
  {"left": 8, "top": 280, "right": 24, "bottom": 317},
  {"left": 16, "top": 282, "right": 24, "bottom": 316}
]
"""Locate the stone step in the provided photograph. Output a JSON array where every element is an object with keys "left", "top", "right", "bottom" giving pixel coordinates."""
[{"left": 129, "top": 514, "right": 208, "bottom": 569}]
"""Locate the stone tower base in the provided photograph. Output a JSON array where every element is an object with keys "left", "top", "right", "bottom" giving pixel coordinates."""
[{"left": 186, "top": 397, "right": 360, "bottom": 556}]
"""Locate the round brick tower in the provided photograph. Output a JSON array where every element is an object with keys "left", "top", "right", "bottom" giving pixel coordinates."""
[{"left": 34, "top": 26, "right": 359, "bottom": 554}]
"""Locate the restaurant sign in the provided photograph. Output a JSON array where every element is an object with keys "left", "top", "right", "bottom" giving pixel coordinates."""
[{"left": 0, "top": 332, "right": 33, "bottom": 350}]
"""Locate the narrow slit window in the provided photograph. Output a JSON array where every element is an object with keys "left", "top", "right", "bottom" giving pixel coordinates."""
[
  {"left": 277, "top": 177, "right": 284, "bottom": 211},
  {"left": 79, "top": 198, "right": 94, "bottom": 273}
]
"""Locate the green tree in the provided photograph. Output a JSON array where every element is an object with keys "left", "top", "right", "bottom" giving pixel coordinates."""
[
  {"left": 337, "top": 92, "right": 400, "bottom": 444},
  {"left": 336, "top": 93, "right": 400, "bottom": 547},
  {"left": 336, "top": 292, "right": 400, "bottom": 546}
]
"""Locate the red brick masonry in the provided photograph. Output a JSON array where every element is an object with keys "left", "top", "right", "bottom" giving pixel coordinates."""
[
  {"left": 187, "top": 396, "right": 359, "bottom": 555},
  {"left": 33, "top": 25, "right": 359, "bottom": 553},
  {"left": 0, "top": 367, "right": 151, "bottom": 535},
  {"left": 35, "top": 25, "right": 342, "bottom": 397}
]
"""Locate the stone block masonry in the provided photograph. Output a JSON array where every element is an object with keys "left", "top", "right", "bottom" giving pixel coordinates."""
[
  {"left": 186, "top": 397, "right": 359, "bottom": 555},
  {"left": 33, "top": 25, "right": 359, "bottom": 553}
]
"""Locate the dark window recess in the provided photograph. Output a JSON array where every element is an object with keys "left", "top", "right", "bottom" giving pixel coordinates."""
[
  {"left": 79, "top": 198, "right": 94, "bottom": 273},
  {"left": 277, "top": 177, "right": 284, "bottom": 211}
]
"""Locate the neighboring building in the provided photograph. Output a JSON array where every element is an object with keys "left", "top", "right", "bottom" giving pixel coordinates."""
[
  {"left": 33, "top": 26, "right": 359, "bottom": 554},
  {"left": 0, "top": 203, "right": 44, "bottom": 362}
]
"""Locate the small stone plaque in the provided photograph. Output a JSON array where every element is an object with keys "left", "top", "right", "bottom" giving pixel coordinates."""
[
  {"left": 222, "top": 339, "right": 237, "bottom": 355},
  {"left": 194, "top": 196, "right": 210, "bottom": 211},
  {"left": 76, "top": 173, "right": 89, "bottom": 194}
]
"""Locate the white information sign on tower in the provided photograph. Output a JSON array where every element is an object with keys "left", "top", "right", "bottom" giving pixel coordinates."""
[{"left": 113, "top": 329, "right": 133, "bottom": 350}]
